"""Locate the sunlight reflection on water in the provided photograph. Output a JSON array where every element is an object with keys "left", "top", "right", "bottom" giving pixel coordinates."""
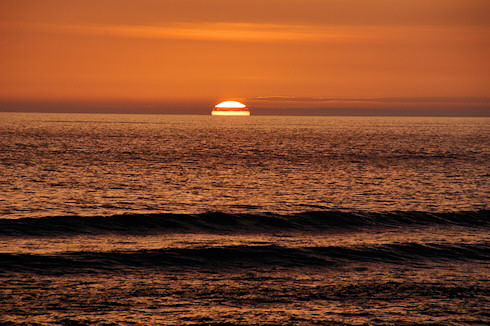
[{"left": 0, "top": 113, "right": 488, "bottom": 218}]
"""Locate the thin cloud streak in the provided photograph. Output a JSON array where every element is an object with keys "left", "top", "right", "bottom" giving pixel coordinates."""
[
  {"left": 248, "top": 96, "right": 490, "bottom": 103},
  {"left": 2, "top": 22, "right": 485, "bottom": 43}
]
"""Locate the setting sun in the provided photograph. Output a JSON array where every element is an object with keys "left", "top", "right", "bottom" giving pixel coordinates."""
[
  {"left": 0, "top": 1, "right": 488, "bottom": 324},
  {"left": 211, "top": 101, "right": 250, "bottom": 116}
]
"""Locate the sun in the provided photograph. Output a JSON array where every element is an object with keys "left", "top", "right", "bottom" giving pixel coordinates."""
[
  {"left": 211, "top": 101, "right": 250, "bottom": 116},
  {"left": 215, "top": 101, "right": 246, "bottom": 109}
]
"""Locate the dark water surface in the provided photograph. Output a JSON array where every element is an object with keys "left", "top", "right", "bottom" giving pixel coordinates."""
[{"left": 0, "top": 113, "right": 488, "bottom": 325}]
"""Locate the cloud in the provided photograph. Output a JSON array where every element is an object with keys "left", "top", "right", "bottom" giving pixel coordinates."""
[
  {"left": 242, "top": 97, "right": 490, "bottom": 114},
  {"left": 4, "top": 21, "right": 484, "bottom": 44},
  {"left": 247, "top": 96, "right": 490, "bottom": 104}
]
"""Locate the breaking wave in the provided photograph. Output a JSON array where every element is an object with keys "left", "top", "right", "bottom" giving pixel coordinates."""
[
  {"left": 0, "top": 242, "right": 488, "bottom": 273},
  {"left": 0, "top": 210, "right": 488, "bottom": 236}
]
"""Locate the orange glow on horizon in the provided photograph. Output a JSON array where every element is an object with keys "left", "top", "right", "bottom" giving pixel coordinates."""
[{"left": 0, "top": 1, "right": 488, "bottom": 116}]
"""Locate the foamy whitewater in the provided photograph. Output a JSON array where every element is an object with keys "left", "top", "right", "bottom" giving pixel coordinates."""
[{"left": 0, "top": 113, "right": 488, "bottom": 325}]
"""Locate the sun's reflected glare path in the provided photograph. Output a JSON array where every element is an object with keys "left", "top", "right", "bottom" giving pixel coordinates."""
[{"left": 211, "top": 110, "right": 250, "bottom": 116}]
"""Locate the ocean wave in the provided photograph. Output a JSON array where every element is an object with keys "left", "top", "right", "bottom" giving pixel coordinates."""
[
  {"left": 0, "top": 210, "right": 488, "bottom": 236},
  {"left": 0, "top": 242, "right": 488, "bottom": 272}
]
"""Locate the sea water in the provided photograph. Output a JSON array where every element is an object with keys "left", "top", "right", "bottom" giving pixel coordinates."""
[{"left": 0, "top": 113, "right": 488, "bottom": 325}]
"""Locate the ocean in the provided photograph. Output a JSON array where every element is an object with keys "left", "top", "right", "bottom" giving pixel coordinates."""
[{"left": 0, "top": 113, "right": 488, "bottom": 325}]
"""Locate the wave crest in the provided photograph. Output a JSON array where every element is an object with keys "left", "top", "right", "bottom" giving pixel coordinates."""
[
  {"left": 0, "top": 210, "right": 488, "bottom": 236},
  {"left": 1, "top": 242, "right": 488, "bottom": 273}
]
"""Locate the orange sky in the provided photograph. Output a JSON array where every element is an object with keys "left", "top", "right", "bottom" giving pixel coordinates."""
[{"left": 1, "top": 0, "right": 489, "bottom": 115}]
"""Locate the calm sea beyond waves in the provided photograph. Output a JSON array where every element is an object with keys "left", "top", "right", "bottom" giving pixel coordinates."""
[{"left": 0, "top": 112, "right": 488, "bottom": 325}]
